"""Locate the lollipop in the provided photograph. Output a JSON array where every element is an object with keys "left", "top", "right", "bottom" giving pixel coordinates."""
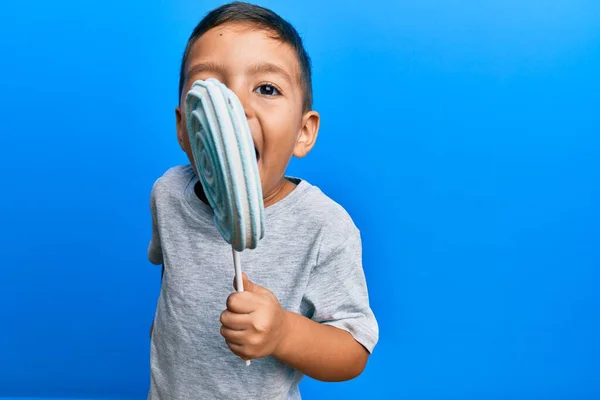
[{"left": 185, "top": 78, "right": 265, "bottom": 366}]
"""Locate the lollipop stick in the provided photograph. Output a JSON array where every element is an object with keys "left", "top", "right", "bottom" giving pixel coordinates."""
[
  {"left": 233, "top": 248, "right": 244, "bottom": 294},
  {"left": 232, "top": 247, "right": 251, "bottom": 367}
]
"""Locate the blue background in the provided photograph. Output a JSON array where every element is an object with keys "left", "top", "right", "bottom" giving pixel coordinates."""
[{"left": 1, "top": 0, "right": 599, "bottom": 399}]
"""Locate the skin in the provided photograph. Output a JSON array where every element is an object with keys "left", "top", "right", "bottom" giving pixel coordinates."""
[
  {"left": 172, "top": 22, "right": 369, "bottom": 381},
  {"left": 176, "top": 22, "right": 317, "bottom": 206}
]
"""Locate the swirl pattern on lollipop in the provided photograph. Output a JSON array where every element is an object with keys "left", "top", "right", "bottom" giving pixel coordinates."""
[{"left": 185, "top": 78, "right": 265, "bottom": 251}]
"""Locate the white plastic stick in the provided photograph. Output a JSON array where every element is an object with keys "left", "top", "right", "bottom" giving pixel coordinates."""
[{"left": 233, "top": 247, "right": 251, "bottom": 367}]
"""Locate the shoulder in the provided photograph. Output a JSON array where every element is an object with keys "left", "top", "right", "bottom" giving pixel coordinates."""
[
  {"left": 151, "top": 164, "right": 195, "bottom": 198},
  {"left": 301, "top": 181, "right": 358, "bottom": 234},
  {"left": 293, "top": 179, "right": 361, "bottom": 259}
]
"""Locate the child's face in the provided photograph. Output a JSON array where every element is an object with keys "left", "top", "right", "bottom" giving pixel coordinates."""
[{"left": 176, "top": 22, "right": 320, "bottom": 203}]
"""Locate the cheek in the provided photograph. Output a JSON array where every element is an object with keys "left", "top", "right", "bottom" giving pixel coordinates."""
[{"left": 263, "top": 105, "right": 298, "bottom": 142}]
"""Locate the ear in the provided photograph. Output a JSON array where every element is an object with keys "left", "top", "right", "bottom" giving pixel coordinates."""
[
  {"left": 175, "top": 106, "right": 186, "bottom": 152},
  {"left": 293, "top": 110, "right": 320, "bottom": 158}
]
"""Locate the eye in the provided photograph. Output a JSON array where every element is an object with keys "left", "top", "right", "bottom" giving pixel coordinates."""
[{"left": 254, "top": 84, "right": 281, "bottom": 97}]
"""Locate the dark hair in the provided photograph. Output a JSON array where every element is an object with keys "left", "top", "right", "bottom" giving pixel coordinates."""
[{"left": 178, "top": 2, "right": 313, "bottom": 112}]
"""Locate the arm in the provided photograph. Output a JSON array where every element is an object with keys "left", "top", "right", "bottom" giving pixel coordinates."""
[
  {"left": 148, "top": 183, "right": 163, "bottom": 339},
  {"left": 220, "top": 274, "right": 372, "bottom": 382},
  {"left": 274, "top": 310, "right": 369, "bottom": 381},
  {"left": 221, "top": 229, "right": 378, "bottom": 379},
  {"left": 150, "top": 264, "right": 165, "bottom": 338}
]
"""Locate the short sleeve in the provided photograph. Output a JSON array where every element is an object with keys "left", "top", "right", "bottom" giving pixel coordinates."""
[
  {"left": 301, "top": 228, "right": 379, "bottom": 353},
  {"left": 148, "top": 183, "right": 163, "bottom": 265}
]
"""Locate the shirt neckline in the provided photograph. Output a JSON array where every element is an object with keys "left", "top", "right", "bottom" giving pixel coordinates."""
[{"left": 180, "top": 165, "right": 311, "bottom": 223}]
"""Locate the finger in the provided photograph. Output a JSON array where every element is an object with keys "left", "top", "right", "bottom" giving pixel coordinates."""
[
  {"left": 220, "top": 325, "right": 245, "bottom": 345},
  {"left": 226, "top": 292, "right": 258, "bottom": 314},
  {"left": 233, "top": 273, "right": 253, "bottom": 292},
  {"left": 242, "top": 273, "right": 267, "bottom": 294},
  {"left": 233, "top": 273, "right": 267, "bottom": 294},
  {"left": 225, "top": 341, "right": 252, "bottom": 361},
  {"left": 220, "top": 310, "right": 252, "bottom": 330}
]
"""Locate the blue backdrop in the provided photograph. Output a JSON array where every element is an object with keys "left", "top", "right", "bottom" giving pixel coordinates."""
[{"left": 1, "top": 0, "right": 599, "bottom": 399}]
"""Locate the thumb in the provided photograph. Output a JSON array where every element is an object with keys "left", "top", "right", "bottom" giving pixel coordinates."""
[{"left": 235, "top": 273, "right": 268, "bottom": 293}]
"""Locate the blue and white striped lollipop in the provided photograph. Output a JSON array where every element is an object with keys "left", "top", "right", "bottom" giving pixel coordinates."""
[
  {"left": 185, "top": 78, "right": 264, "bottom": 365},
  {"left": 186, "top": 78, "right": 265, "bottom": 251}
]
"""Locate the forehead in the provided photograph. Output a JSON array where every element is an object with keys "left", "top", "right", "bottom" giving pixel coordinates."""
[{"left": 186, "top": 22, "right": 301, "bottom": 80}]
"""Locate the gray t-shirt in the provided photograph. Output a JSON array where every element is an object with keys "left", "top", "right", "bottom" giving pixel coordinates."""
[{"left": 148, "top": 165, "right": 378, "bottom": 400}]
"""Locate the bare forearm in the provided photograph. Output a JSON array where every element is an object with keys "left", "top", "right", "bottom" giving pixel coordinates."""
[{"left": 273, "top": 310, "right": 369, "bottom": 381}]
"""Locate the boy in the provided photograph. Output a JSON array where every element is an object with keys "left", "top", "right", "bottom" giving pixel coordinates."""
[{"left": 148, "top": 2, "right": 378, "bottom": 399}]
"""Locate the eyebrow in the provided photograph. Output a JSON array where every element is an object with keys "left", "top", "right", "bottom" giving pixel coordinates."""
[
  {"left": 246, "top": 62, "right": 293, "bottom": 86},
  {"left": 187, "top": 61, "right": 293, "bottom": 86},
  {"left": 187, "top": 61, "right": 227, "bottom": 78}
]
